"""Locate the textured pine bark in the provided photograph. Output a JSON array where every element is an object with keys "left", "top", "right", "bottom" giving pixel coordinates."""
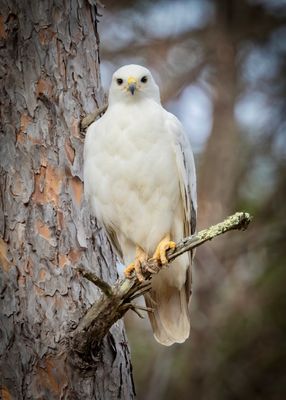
[{"left": 0, "top": 1, "right": 135, "bottom": 399}]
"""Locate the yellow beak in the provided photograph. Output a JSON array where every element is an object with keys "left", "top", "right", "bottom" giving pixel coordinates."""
[{"left": 127, "top": 76, "right": 137, "bottom": 95}]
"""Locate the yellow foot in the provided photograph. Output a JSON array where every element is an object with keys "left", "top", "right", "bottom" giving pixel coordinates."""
[
  {"left": 124, "top": 262, "right": 136, "bottom": 278},
  {"left": 152, "top": 235, "right": 176, "bottom": 265},
  {"left": 124, "top": 246, "right": 148, "bottom": 282}
]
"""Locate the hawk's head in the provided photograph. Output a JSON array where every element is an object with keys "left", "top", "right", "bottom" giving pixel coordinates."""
[{"left": 109, "top": 64, "right": 160, "bottom": 105}]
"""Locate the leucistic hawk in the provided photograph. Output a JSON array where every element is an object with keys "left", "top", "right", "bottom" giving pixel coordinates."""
[{"left": 84, "top": 64, "right": 197, "bottom": 346}]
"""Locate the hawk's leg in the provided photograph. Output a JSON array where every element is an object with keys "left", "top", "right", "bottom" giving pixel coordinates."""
[
  {"left": 152, "top": 234, "right": 176, "bottom": 265},
  {"left": 124, "top": 245, "right": 148, "bottom": 282}
]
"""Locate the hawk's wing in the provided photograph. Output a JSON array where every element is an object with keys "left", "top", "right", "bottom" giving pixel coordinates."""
[
  {"left": 166, "top": 112, "right": 197, "bottom": 239},
  {"left": 166, "top": 112, "right": 197, "bottom": 300}
]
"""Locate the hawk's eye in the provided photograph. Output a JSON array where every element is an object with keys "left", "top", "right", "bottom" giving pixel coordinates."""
[
  {"left": 141, "top": 76, "right": 148, "bottom": 83},
  {"left": 116, "top": 78, "right": 123, "bottom": 85}
]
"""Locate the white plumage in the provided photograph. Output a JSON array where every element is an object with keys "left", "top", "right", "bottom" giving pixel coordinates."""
[{"left": 84, "top": 65, "right": 197, "bottom": 345}]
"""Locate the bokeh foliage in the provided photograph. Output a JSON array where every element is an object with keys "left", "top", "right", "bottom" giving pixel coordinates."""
[{"left": 98, "top": 1, "right": 286, "bottom": 398}]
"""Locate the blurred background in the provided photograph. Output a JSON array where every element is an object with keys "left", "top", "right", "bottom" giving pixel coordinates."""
[{"left": 97, "top": 1, "right": 286, "bottom": 399}]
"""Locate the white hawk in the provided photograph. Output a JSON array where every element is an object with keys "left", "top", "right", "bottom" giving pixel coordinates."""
[{"left": 84, "top": 64, "right": 197, "bottom": 346}]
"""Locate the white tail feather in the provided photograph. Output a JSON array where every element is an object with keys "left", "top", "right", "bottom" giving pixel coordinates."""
[{"left": 145, "top": 279, "right": 190, "bottom": 346}]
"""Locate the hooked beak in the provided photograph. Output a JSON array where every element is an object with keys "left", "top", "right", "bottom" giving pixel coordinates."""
[{"left": 127, "top": 77, "right": 137, "bottom": 95}]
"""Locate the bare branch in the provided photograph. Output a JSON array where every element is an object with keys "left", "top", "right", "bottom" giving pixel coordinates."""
[
  {"left": 77, "top": 267, "right": 113, "bottom": 297},
  {"left": 81, "top": 104, "right": 108, "bottom": 130},
  {"left": 69, "top": 211, "right": 252, "bottom": 364},
  {"left": 168, "top": 211, "right": 251, "bottom": 261}
]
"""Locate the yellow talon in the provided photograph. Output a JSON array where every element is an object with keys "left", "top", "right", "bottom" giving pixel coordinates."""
[
  {"left": 124, "top": 246, "right": 148, "bottom": 282},
  {"left": 124, "top": 262, "right": 136, "bottom": 278},
  {"left": 152, "top": 235, "right": 176, "bottom": 265}
]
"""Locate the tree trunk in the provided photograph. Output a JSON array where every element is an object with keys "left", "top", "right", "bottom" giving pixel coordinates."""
[{"left": 0, "top": 1, "right": 135, "bottom": 398}]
